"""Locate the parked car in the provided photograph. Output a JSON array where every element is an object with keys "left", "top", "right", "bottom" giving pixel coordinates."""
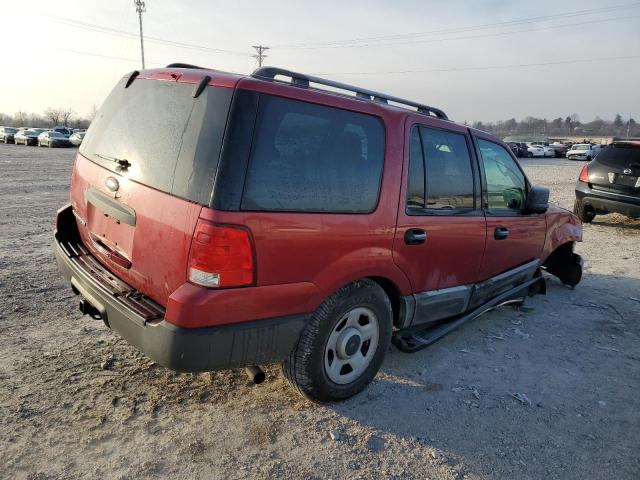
[
  {"left": 0, "top": 126, "right": 18, "bottom": 143},
  {"left": 567, "top": 143, "right": 600, "bottom": 161},
  {"left": 38, "top": 131, "right": 71, "bottom": 147},
  {"left": 54, "top": 65, "right": 583, "bottom": 402},
  {"left": 550, "top": 142, "right": 570, "bottom": 158},
  {"left": 525, "top": 143, "right": 545, "bottom": 157},
  {"left": 506, "top": 142, "right": 527, "bottom": 158},
  {"left": 574, "top": 141, "right": 640, "bottom": 222},
  {"left": 53, "top": 126, "right": 72, "bottom": 136},
  {"left": 14, "top": 129, "right": 41, "bottom": 146},
  {"left": 69, "top": 131, "right": 85, "bottom": 146},
  {"left": 536, "top": 144, "right": 555, "bottom": 157}
]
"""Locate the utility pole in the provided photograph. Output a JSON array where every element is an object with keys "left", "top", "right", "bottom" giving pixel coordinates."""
[
  {"left": 252, "top": 45, "right": 269, "bottom": 67},
  {"left": 134, "top": 0, "right": 146, "bottom": 69}
]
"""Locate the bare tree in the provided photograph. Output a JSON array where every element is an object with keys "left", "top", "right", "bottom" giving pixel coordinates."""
[
  {"left": 61, "top": 108, "right": 74, "bottom": 126},
  {"left": 43, "top": 107, "right": 62, "bottom": 126},
  {"left": 14, "top": 111, "right": 28, "bottom": 126}
]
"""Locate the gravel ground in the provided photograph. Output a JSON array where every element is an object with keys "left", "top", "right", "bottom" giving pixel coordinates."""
[{"left": 1, "top": 145, "right": 639, "bottom": 480}]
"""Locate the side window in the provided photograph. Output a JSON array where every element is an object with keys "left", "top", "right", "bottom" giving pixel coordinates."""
[
  {"left": 477, "top": 139, "right": 527, "bottom": 212},
  {"left": 407, "top": 126, "right": 425, "bottom": 209},
  {"left": 242, "top": 95, "right": 385, "bottom": 213},
  {"left": 420, "top": 127, "right": 475, "bottom": 210}
]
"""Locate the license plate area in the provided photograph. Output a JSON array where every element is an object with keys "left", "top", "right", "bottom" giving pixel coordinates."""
[{"left": 615, "top": 174, "right": 638, "bottom": 187}]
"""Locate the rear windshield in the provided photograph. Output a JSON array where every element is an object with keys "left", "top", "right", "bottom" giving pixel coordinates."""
[
  {"left": 5, "top": 127, "right": 17, "bottom": 133},
  {"left": 573, "top": 144, "right": 589, "bottom": 150},
  {"left": 80, "top": 77, "right": 233, "bottom": 205},
  {"left": 596, "top": 144, "right": 640, "bottom": 168}
]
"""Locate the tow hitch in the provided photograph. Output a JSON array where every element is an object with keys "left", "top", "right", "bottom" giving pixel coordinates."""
[{"left": 79, "top": 298, "right": 103, "bottom": 320}]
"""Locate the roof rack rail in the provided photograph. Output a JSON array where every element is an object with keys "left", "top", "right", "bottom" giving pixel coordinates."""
[{"left": 251, "top": 66, "right": 448, "bottom": 120}]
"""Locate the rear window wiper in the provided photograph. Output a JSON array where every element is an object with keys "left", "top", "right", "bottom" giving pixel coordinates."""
[
  {"left": 95, "top": 153, "right": 131, "bottom": 170},
  {"left": 94, "top": 153, "right": 131, "bottom": 172}
]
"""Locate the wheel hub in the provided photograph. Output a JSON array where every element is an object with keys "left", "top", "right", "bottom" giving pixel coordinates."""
[{"left": 336, "top": 328, "right": 361, "bottom": 359}]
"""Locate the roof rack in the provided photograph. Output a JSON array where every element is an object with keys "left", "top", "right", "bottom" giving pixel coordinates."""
[{"left": 251, "top": 66, "right": 448, "bottom": 120}]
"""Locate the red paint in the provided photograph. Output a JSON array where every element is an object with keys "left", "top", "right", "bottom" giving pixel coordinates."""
[
  {"left": 70, "top": 153, "right": 202, "bottom": 306},
  {"left": 60, "top": 68, "right": 583, "bottom": 331}
]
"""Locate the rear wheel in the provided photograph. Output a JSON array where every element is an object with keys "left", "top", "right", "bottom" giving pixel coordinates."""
[
  {"left": 282, "top": 279, "right": 392, "bottom": 402},
  {"left": 573, "top": 199, "right": 595, "bottom": 223},
  {"left": 527, "top": 152, "right": 533, "bottom": 158},
  {"left": 586, "top": 155, "right": 592, "bottom": 161}
]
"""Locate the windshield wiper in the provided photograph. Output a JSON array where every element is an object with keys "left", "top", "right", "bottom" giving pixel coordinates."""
[{"left": 95, "top": 153, "right": 131, "bottom": 170}]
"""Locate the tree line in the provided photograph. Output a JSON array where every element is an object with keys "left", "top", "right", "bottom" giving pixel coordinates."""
[
  {"left": 469, "top": 114, "right": 639, "bottom": 138},
  {"left": 0, "top": 106, "right": 97, "bottom": 130}
]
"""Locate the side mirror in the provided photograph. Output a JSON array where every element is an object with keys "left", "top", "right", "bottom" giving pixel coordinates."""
[{"left": 525, "top": 184, "right": 549, "bottom": 214}]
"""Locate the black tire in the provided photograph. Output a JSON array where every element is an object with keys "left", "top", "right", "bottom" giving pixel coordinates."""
[
  {"left": 527, "top": 152, "right": 533, "bottom": 158},
  {"left": 573, "top": 199, "right": 595, "bottom": 223},
  {"left": 586, "top": 156, "right": 592, "bottom": 161},
  {"left": 282, "top": 279, "right": 392, "bottom": 402}
]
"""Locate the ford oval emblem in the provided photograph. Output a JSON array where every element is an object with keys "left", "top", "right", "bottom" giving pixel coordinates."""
[
  {"left": 105, "top": 176, "right": 119, "bottom": 192},
  {"left": 623, "top": 168, "right": 632, "bottom": 175}
]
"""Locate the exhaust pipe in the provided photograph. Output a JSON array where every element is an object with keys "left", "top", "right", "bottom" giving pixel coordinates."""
[{"left": 245, "top": 366, "right": 265, "bottom": 384}]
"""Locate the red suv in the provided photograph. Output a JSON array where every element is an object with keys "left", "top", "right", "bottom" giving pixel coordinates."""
[{"left": 54, "top": 65, "right": 583, "bottom": 401}]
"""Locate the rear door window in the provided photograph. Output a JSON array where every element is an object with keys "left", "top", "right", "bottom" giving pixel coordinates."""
[
  {"left": 80, "top": 77, "right": 233, "bottom": 205},
  {"left": 241, "top": 95, "right": 385, "bottom": 213}
]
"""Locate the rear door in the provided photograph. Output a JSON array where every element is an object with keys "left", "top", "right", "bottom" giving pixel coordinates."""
[
  {"left": 588, "top": 143, "right": 640, "bottom": 196},
  {"left": 474, "top": 136, "right": 546, "bottom": 282},
  {"left": 70, "top": 74, "right": 234, "bottom": 306},
  {"left": 393, "top": 121, "right": 486, "bottom": 327}
]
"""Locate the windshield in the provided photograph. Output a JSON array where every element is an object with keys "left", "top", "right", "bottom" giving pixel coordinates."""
[
  {"left": 573, "top": 145, "right": 589, "bottom": 150},
  {"left": 50, "top": 132, "right": 64, "bottom": 138},
  {"left": 5, "top": 127, "right": 18, "bottom": 133},
  {"left": 80, "top": 77, "right": 233, "bottom": 205}
]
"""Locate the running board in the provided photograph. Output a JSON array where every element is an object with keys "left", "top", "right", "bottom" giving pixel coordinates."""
[{"left": 392, "top": 274, "right": 546, "bottom": 353}]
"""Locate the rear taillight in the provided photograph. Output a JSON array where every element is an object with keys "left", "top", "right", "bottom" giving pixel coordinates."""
[
  {"left": 578, "top": 164, "right": 589, "bottom": 183},
  {"left": 188, "top": 220, "right": 254, "bottom": 288}
]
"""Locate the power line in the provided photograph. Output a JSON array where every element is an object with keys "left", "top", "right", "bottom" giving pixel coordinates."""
[
  {"left": 252, "top": 45, "right": 269, "bottom": 67},
  {"left": 57, "top": 48, "right": 163, "bottom": 66},
  {"left": 279, "top": 14, "right": 640, "bottom": 51},
  {"left": 275, "top": 2, "right": 640, "bottom": 49},
  {"left": 133, "top": 0, "right": 146, "bottom": 68},
  {"left": 314, "top": 55, "right": 640, "bottom": 76},
  {"left": 38, "top": 12, "right": 249, "bottom": 57}
]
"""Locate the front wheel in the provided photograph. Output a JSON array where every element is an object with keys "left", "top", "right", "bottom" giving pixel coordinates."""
[
  {"left": 586, "top": 156, "right": 592, "bottom": 161},
  {"left": 282, "top": 279, "right": 392, "bottom": 402}
]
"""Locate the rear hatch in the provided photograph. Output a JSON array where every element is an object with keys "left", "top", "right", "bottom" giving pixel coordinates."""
[
  {"left": 70, "top": 71, "right": 235, "bottom": 306},
  {"left": 588, "top": 143, "right": 640, "bottom": 196}
]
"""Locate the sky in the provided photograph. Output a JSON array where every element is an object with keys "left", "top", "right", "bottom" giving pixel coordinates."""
[{"left": 0, "top": 0, "right": 638, "bottom": 123}]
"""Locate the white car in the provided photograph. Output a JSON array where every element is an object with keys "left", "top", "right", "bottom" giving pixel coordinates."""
[
  {"left": 537, "top": 145, "right": 555, "bottom": 157},
  {"left": 566, "top": 143, "right": 601, "bottom": 161},
  {"left": 525, "top": 143, "right": 545, "bottom": 157}
]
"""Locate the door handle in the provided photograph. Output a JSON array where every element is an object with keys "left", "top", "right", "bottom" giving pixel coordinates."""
[
  {"left": 494, "top": 227, "right": 509, "bottom": 240},
  {"left": 404, "top": 228, "right": 427, "bottom": 245}
]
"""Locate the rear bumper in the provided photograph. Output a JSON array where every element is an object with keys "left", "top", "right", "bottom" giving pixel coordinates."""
[
  {"left": 575, "top": 183, "right": 640, "bottom": 217},
  {"left": 53, "top": 206, "right": 307, "bottom": 372}
]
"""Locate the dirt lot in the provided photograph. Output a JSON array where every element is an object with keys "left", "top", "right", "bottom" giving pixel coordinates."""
[{"left": 1, "top": 145, "right": 639, "bottom": 480}]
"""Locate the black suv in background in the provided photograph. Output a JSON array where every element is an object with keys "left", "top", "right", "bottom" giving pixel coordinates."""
[
  {"left": 506, "top": 142, "right": 528, "bottom": 158},
  {"left": 574, "top": 141, "right": 640, "bottom": 222}
]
